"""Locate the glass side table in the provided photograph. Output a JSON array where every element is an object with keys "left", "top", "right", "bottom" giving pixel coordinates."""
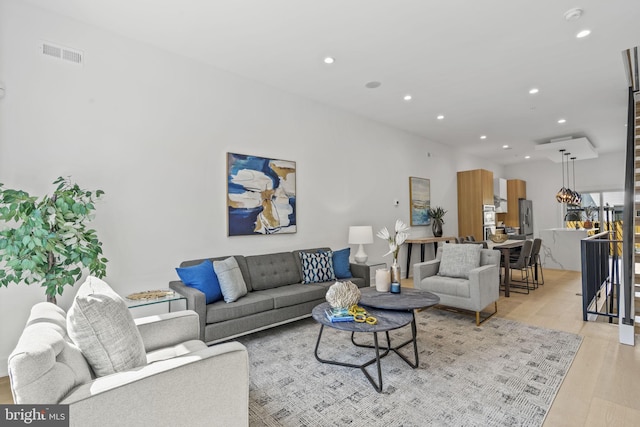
[
  {"left": 125, "top": 290, "right": 186, "bottom": 312},
  {"left": 364, "top": 262, "right": 387, "bottom": 286}
]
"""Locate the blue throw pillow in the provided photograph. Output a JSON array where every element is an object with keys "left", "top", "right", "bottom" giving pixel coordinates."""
[
  {"left": 332, "top": 248, "right": 352, "bottom": 279},
  {"left": 175, "top": 260, "right": 223, "bottom": 304}
]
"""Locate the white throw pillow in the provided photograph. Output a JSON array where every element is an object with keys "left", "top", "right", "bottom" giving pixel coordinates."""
[
  {"left": 213, "top": 257, "right": 248, "bottom": 303},
  {"left": 67, "top": 276, "right": 147, "bottom": 377},
  {"left": 437, "top": 244, "right": 482, "bottom": 279}
]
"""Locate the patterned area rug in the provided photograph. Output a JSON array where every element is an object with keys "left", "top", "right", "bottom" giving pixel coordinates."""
[{"left": 238, "top": 309, "right": 582, "bottom": 427}]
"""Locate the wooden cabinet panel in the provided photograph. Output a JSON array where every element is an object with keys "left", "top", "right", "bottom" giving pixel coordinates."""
[
  {"left": 457, "top": 169, "right": 494, "bottom": 240},
  {"left": 503, "top": 179, "right": 526, "bottom": 227}
]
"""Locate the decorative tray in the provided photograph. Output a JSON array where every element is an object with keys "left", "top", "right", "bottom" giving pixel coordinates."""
[{"left": 126, "top": 290, "right": 175, "bottom": 300}]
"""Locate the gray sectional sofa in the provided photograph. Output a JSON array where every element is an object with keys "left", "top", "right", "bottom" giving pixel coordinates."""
[{"left": 169, "top": 248, "right": 369, "bottom": 344}]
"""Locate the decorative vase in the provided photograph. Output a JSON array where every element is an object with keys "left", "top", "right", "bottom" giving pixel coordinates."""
[
  {"left": 389, "top": 259, "right": 401, "bottom": 294},
  {"left": 432, "top": 219, "right": 443, "bottom": 237},
  {"left": 375, "top": 268, "right": 391, "bottom": 292}
]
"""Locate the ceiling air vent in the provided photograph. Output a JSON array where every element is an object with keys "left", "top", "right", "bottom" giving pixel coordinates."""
[
  {"left": 42, "top": 43, "right": 61, "bottom": 58},
  {"left": 41, "top": 42, "right": 83, "bottom": 65}
]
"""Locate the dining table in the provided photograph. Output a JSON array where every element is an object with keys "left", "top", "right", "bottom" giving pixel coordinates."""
[{"left": 486, "top": 239, "right": 525, "bottom": 297}]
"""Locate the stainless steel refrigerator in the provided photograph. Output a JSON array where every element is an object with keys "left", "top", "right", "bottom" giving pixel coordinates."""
[{"left": 518, "top": 199, "right": 534, "bottom": 238}]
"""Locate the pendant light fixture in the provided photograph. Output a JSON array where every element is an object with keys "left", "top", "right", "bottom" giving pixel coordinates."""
[
  {"left": 556, "top": 149, "right": 567, "bottom": 203},
  {"left": 564, "top": 151, "right": 573, "bottom": 204},
  {"left": 570, "top": 156, "right": 582, "bottom": 206}
]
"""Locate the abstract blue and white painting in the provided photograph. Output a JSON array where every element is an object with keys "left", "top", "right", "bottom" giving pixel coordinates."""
[
  {"left": 227, "top": 153, "right": 296, "bottom": 236},
  {"left": 409, "top": 177, "right": 430, "bottom": 226}
]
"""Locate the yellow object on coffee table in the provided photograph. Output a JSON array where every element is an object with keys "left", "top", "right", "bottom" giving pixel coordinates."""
[{"left": 347, "top": 304, "right": 377, "bottom": 325}]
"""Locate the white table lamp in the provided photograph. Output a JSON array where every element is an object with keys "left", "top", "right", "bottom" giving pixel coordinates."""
[{"left": 348, "top": 226, "right": 373, "bottom": 264}]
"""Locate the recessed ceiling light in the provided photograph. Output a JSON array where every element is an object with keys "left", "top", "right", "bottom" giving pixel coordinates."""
[
  {"left": 525, "top": 155, "right": 531, "bottom": 159},
  {"left": 558, "top": 118, "right": 567, "bottom": 124},
  {"left": 480, "top": 135, "right": 487, "bottom": 140},
  {"left": 365, "top": 81, "right": 382, "bottom": 89},
  {"left": 502, "top": 145, "right": 510, "bottom": 149},
  {"left": 564, "top": 8, "right": 583, "bottom": 22},
  {"left": 529, "top": 88, "right": 539, "bottom": 94},
  {"left": 437, "top": 115, "right": 444, "bottom": 120},
  {"left": 576, "top": 29, "right": 591, "bottom": 38},
  {"left": 403, "top": 94, "right": 412, "bottom": 101},
  {"left": 323, "top": 57, "right": 335, "bottom": 64}
]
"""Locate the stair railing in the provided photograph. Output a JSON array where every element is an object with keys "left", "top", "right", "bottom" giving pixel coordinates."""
[
  {"left": 621, "top": 86, "right": 635, "bottom": 327},
  {"left": 581, "top": 231, "right": 620, "bottom": 321},
  {"left": 621, "top": 46, "right": 638, "bottom": 329}
]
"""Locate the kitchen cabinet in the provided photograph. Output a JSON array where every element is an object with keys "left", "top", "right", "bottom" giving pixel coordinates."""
[
  {"left": 457, "top": 169, "right": 494, "bottom": 240},
  {"left": 494, "top": 178, "right": 507, "bottom": 213},
  {"left": 496, "top": 179, "right": 526, "bottom": 228}
]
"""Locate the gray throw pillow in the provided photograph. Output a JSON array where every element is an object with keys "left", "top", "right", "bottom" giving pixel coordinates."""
[
  {"left": 437, "top": 243, "right": 482, "bottom": 279},
  {"left": 67, "top": 276, "right": 147, "bottom": 377},
  {"left": 213, "top": 257, "right": 248, "bottom": 303}
]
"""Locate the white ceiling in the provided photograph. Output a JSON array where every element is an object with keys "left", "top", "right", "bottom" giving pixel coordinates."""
[{"left": 23, "top": 0, "right": 640, "bottom": 165}]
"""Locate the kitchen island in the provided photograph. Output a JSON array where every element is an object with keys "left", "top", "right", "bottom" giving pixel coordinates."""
[{"left": 539, "top": 228, "right": 588, "bottom": 271}]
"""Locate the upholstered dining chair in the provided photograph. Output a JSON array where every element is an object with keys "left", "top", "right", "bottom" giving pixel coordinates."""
[
  {"left": 507, "top": 239, "right": 534, "bottom": 294},
  {"left": 528, "top": 238, "right": 544, "bottom": 286}
]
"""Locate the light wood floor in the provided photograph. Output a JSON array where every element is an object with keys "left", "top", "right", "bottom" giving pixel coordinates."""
[{"left": 2, "top": 268, "right": 639, "bottom": 426}]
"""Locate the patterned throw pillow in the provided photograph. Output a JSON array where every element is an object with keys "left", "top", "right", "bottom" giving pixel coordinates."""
[
  {"left": 437, "top": 243, "right": 482, "bottom": 279},
  {"left": 299, "top": 251, "right": 337, "bottom": 284}
]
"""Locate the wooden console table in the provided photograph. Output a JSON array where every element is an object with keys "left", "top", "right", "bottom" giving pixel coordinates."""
[{"left": 405, "top": 236, "right": 457, "bottom": 278}]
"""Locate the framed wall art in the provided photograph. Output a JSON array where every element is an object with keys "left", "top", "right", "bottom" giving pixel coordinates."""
[
  {"left": 227, "top": 152, "right": 297, "bottom": 236},
  {"left": 409, "top": 176, "right": 430, "bottom": 226}
]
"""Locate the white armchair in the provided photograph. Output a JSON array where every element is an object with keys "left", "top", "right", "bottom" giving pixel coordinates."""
[
  {"left": 9, "top": 301, "right": 249, "bottom": 427},
  {"left": 413, "top": 244, "right": 500, "bottom": 325}
]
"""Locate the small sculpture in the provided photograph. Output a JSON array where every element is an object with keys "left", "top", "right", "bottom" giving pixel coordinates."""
[{"left": 325, "top": 281, "right": 361, "bottom": 309}]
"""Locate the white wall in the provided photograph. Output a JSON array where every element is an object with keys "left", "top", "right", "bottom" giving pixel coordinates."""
[
  {"left": 503, "top": 151, "right": 625, "bottom": 236},
  {"left": 0, "top": 0, "right": 504, "bottom": 375}
]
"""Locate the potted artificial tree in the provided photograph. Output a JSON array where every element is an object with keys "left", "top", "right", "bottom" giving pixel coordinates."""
[
  {"left": 427, "top": 206, "right": 447, "bottom": 237},
  {"left": 0, "top": 177, "right": 108, "bottom": 303}
]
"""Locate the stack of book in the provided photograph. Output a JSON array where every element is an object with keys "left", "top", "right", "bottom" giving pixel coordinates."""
[{"left": 324, "top": 307, "right": 354, "bottom": 323}]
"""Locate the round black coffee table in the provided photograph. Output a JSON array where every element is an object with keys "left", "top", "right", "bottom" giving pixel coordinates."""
[
  {"left": 358, "top": 287, "right": 440, "bottom": 368},
  {"left": 311, "top": 302, "right": 413, "bottom": 392}
]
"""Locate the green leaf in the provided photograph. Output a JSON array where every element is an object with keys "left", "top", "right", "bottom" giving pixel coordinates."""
[{"left": 0, "top": 177, "right": 108, "bottom": 298}]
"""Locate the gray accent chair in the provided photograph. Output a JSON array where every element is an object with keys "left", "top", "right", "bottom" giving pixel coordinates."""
[
  {"left": 8, "top": 302, "right": 249, "bottom": 427},
  {"left": 413, "top": 248, "right": 500, "bottom": 325}
]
